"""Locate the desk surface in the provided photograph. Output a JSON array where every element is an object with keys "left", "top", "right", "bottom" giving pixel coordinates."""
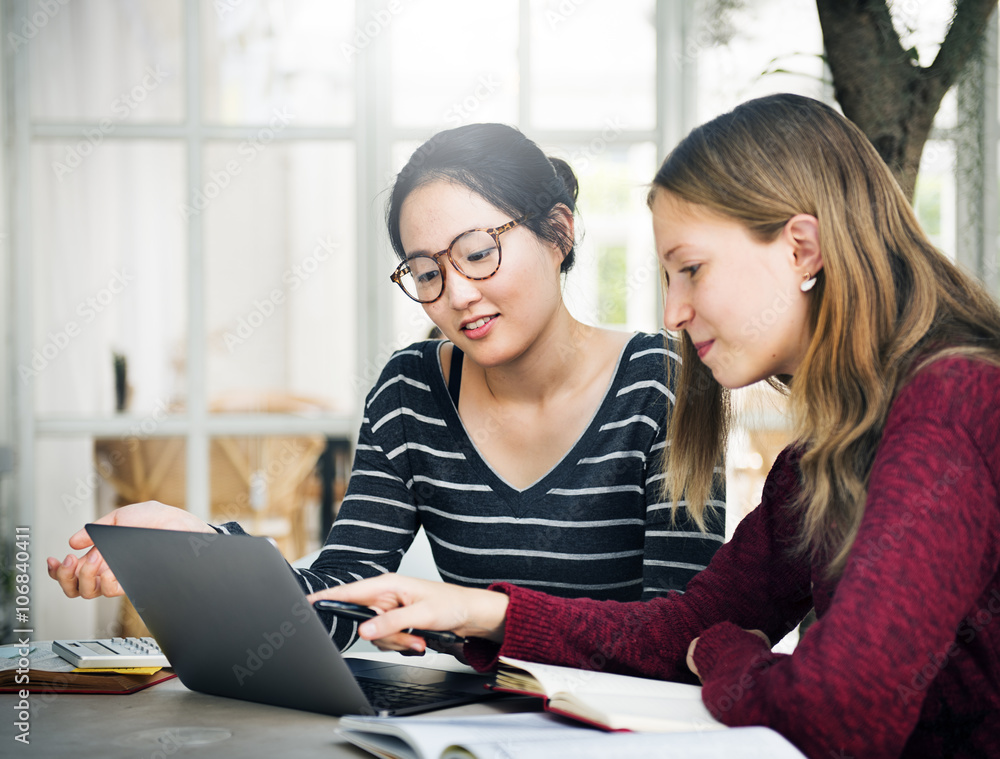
[{"left": 0, "top": 653, "right": 541, "bottom": 759}]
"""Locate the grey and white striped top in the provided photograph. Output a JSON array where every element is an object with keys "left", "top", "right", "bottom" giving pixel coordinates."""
[{"left": 224, "top": 331, "right": 725, "bottom": 649}]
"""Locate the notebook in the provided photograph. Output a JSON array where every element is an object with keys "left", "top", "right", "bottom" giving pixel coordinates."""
[{"left": 85, "top": 523, "right": 498, "bottom": 716}]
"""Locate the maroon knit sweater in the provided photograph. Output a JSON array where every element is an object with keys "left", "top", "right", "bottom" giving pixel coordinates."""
[{"left": 466, "top": 357, "right": 1000, "bottom": 758}]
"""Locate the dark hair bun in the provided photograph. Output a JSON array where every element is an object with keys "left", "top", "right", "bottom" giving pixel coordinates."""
[{"left": 547, "top": 156, "right": 580, "bottom": 204}]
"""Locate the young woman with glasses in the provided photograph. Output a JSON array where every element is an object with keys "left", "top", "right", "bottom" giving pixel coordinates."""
[
  {"left": 49, "top": 123, "right": 725, "bottom": 651},
  {"left": 307, "top": 96, "right": 1000, "bottom": 757}
]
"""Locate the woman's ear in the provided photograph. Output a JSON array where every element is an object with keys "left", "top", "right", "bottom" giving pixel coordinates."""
[
  {"left": 546, "top": 203, "right": 575, "bottom": 259},
  {"left": 784, "top": 214, "right": 823, "bottom": 277}
]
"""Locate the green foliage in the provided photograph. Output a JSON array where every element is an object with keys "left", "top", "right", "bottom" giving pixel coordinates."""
[{"left": 597, "top": 245, "right": 628, "bottom": 325}]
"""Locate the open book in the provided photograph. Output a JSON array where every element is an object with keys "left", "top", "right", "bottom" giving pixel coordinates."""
[
  {"left": 337, "top": 711, "right": 808, "bottom": 759},
  {"left": 492, "top": 656, "right": 724, "bottom": 732}
]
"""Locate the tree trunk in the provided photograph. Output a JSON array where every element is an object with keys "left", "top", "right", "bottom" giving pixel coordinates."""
[{"left": 817, "top": 0, "right": 998, "bottom": 200}]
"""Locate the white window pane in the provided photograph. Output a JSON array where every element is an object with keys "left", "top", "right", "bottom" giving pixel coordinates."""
[
  {"left": 203, "top": 141, "right": 357, "bottom": 412},
  {"left": 914, "top": 139, "right": 957, "bottom": 260},
  {"left": 695, "top": 0, "right": 825, "bottom": 123},
  {"left": 547, "top": 141, "right": 659, "bottom": 332},
  {"left": 390, "top": 0, "right": 519, "bottom": 129},
  {"left": 202, "top": 0, "right": 355, "bottom": 126},
  {"left": 35, "top": 437, "right": 122, "bottom": 639},
  {"left": 888, "top": 0, "right": 956, "bottom": 68},
  {"left": 935, "top": 86, "right": 958, "bottom": 130},
  {"left": 530, "top": 0, "right": 656, "bottom": 130},
  {"left": 28, "top": 0, "right": 184, "bottom": 123},
  {"left": 31, "top": 141, "right": 187, "bottom": 416}
]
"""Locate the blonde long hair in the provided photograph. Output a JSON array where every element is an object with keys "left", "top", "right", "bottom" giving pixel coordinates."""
[{"left": 651, "top": 94, "right": 1000, "bottom": 575}]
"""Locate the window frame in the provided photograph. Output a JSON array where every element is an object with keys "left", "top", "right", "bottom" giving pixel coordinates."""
[{"left": 1, "top": 0, "right": 689, "bottom": 530}]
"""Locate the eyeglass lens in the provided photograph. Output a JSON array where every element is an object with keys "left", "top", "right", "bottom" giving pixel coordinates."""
[{"left": 398, "top": 229, "right": 500, "bottom": 302}]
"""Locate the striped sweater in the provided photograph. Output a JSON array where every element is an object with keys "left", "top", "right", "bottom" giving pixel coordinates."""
[{"left": 226, "top": 331, "right": 724, "bottom": 648}]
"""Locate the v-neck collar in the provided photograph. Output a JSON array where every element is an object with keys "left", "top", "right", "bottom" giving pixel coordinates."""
[{"left": 428, "top": 335, "right": 638, "bottom": 512}]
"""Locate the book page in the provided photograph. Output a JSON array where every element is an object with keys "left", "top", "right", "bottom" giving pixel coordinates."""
[
  {"left": 550, "top": 692, "right": 723, "bottom": 732},
  {"left": 442, "top": 726, "right": 807, "bottom": 759},
  {"left": 0, "top": 642, "right": 76, "bottom": 674},
  {"left": 338, "top": 712, "right": 598, "bottom": 759},
  {"left": 498, "top": 656, "right": 705, "bottom": 700},
  {"left": 339, "top": 712, "right": 806, "bottom": 759}
]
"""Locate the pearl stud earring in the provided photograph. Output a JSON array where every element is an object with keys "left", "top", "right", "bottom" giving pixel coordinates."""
[{"left": 800, "top": 272, "right": 817, "bottom": 292}]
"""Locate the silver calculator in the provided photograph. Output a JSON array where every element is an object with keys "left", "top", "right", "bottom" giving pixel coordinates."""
[{"left": 52, "top": 637, "right": 171, "bottom": 668}]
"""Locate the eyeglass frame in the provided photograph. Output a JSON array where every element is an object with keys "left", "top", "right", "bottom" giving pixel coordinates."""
[{"left": 389, "top": 216, "right": 529, "bottom": 304}]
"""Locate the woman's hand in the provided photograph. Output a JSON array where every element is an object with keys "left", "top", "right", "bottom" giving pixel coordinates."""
[
  {"left": 307, "top": 574, "right": 509, "bottom": 654},
  {"left": 686, "top": 628, "right": 770, "bottom": 680},
  {"left": 46, "top": 501, "right": 215, "bottom": 600},
  {"left": 686, "top": 637, "right": 701, "bottom": 679}
]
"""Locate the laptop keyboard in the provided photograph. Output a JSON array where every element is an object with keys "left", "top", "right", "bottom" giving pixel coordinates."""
[{"left": 357, "top": 678, "right": 472, "bottom": 712}]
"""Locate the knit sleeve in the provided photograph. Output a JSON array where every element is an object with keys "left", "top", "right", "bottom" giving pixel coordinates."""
[
  {"left": 692, "top": 364, "right": 1000, "bottom": 758},
  {"left": 465, "top": 448, "right": 813, "bottom": 676}
]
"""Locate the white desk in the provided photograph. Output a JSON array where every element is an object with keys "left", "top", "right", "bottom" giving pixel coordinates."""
[{"left": 0, "top": 652, "right": 542, "bottom": 758}]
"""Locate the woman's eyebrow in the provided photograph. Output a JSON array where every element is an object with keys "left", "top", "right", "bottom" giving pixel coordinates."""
[{"left": 663, "top": 244, "right": 683, "bottom": 262}]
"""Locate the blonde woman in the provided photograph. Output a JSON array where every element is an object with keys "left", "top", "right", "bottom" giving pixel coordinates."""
[{"left": 310, "top": 95, "right": 1000, "bottom": 758}]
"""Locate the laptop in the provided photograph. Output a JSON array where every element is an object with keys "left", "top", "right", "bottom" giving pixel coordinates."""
[{"left": 86, "top": 523, "right": 499, "bottom": 716}]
